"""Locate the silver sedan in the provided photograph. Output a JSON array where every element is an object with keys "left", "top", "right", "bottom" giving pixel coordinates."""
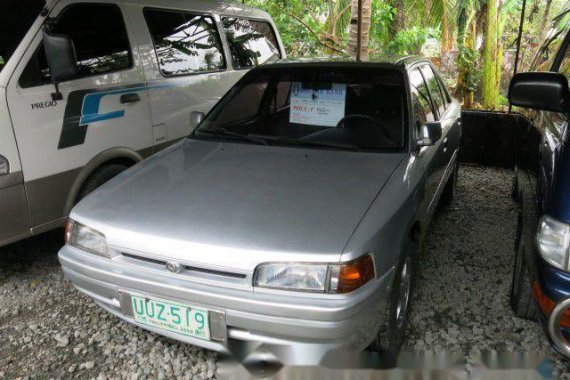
[{"left": 59, "top": 57, "right": 462, "bottom": 355}]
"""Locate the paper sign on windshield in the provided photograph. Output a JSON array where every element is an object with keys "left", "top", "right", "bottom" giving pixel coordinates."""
[{"left": 289, "top": 82, "right": 347, "bottom": 127}]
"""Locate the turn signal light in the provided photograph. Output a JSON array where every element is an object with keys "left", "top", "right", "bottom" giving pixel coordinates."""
[
  {"left": 533, "top": 282, "right": 570, "bottom": 328},
  {"left": 332, "top": 255, "right": 375, "bottom": 294}
]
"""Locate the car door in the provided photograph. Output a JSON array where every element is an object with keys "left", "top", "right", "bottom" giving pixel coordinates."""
[
  {"left": 409, "top": 66, "right": 444, "bottom": 219},
  {"left": 422, "top": 65, "right": 461, "bottom": 173},
  {"left": 6, "top": 1, "right": 153, "bottom": 228},
  {"left": 544, "top": 35, "right": 570, "bottom": 213},
  {"left": 528, "top": 19, "right": 570, "bottom": 212}
]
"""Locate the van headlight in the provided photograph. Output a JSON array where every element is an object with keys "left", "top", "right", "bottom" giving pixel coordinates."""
[
  {"left": 537, "top": 216, "right": 570, "bottom": 270},
  {"left": 65, "top": 219, "right": 109, "bottom": 258},
  {"left": 254, "top": 254, "right": 375, "bottom": 294}
]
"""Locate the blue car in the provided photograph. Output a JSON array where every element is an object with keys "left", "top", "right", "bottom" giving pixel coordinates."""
[{"left": 508, "top": 10, "right": 570, "bottom": 356}]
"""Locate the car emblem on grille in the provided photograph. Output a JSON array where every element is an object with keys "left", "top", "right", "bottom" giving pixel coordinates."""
[{"left": 166, "top": 261, "right": 183, "bottom": 274}]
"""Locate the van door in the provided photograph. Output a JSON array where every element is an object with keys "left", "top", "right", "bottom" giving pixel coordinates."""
[{"left": 6, "top": 1, "right": 153, "bottom": 228}]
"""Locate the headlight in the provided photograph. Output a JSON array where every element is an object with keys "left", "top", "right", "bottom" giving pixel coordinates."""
[
  {"left": 65, "top": 219, "right": 109, "bottom": 258},
  {"left": 254, "top": 254, "right": 375, "bottom": 294},
  {"left": 537, "top": 215, "right": 570, "bottom": 270}
]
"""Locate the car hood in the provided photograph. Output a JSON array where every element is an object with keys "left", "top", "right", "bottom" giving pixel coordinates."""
[{"left": 73, "top": 139, "right": 405, "bottom": 271}]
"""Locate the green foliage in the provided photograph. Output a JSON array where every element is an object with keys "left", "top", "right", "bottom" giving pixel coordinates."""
[
  {"left": 369, "top": 1, "right": 396, "bottom": 50},
  {"left": 457, "top": 45, "right": 480, "bottom": 92},
  {"left": 386, "top": 27, "right": 440, "bottom": 55}
]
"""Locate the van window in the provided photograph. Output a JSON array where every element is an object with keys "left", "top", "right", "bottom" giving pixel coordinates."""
[
  {"left": 222, "top": 17, "right": 281, "bottom": 69},
  {"left": 144, "top": 9, "right": 226, "bottom": 77},
  {"left": 0, "top": 0, "right": 45, "bottom": 74},
  {"left": 20, "top": 3, "right": 132, "bottom": 88}
]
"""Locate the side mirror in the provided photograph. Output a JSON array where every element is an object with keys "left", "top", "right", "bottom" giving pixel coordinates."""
[
  {"left": 190, "top": 111, "right": 205, "bottom": 128},
  {"left": 416, "top": 121, "right": 442, "bottom": 147},
  {"left": 508, "top": 71, "right": 570, "bottom": 113},
  {"left": 42, "top": 27, "right": 78, "bottom": 100}
]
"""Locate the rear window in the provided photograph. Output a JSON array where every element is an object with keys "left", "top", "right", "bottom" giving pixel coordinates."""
[
  {"left": 144, "top": 9, "right": 226, "bottom": 77},
  {"left": 196, "top": 67, "right": 406, "bottom": 151},
  {"left": 221, "top": 17, "right": 281, "bottom": 69}
]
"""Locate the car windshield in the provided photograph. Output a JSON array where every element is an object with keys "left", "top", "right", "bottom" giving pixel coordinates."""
[
  {"left": 0, "top": 0, "right": 45, "bottom": 74},
  {"left": 194, "top": 66, "right": 406, "bottom": 151}
]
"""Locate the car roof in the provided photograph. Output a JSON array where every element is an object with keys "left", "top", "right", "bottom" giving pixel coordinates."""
[{"left": 260, "top": 55, "right": 431, "bottom": 70}]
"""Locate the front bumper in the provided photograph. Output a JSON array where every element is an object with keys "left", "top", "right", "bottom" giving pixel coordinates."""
[
  {"left": 535, "top": 262, "right": 570, "bottom": 356},
  {"left": 58, "top": 245, "right": 392, "bottom": 355}
]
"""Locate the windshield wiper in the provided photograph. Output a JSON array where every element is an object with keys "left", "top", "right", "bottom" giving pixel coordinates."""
[
  {"left": 249, "top": 135, "right": 361, "bottom": 151},
  {"left": 195, "top": 128, "right": 268, "bottom": 145}
]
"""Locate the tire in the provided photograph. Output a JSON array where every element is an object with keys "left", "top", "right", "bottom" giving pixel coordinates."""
[
  {"left": 372, "top": 247, "right": 416, "bottom": 353},
  {"left": 77, "top": 164, "right": 128, "bottom": 202},
  {"left": 510, "top": 214, "right": 539, "bottom": 320},
  {"left": 440, "top": 160, "right": 458, "bottom": 206},
  {"left": 511, "top": 166, "right": 520, "bottom": 202}
]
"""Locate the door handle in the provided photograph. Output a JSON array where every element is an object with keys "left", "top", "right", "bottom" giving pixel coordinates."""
[{"left": 120, "top": 93, "right": 141, "bottom": 104}]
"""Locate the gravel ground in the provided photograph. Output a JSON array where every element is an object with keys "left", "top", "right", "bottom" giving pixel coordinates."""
[{"left": 0, "top": 165, "right": 568, "bottom": 379}]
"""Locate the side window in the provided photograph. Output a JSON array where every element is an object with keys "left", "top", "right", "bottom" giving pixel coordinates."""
[
  {"left": 435, "top": 73, "right": 451, "bottom": 104},
  {"left": 222, "top": 17, "right": 281, "bottom": 69},
  {"left": 530, "top": 18, "right": 570, "bottom": 72},
  {"left": 20, "top": 3, "right": 132, "bottom": 88},
  {"left": 409, "top": 68, "right": 435, "bottom": 125},
  {"left": 144, "top": 9, "right": 225, "bottom": 77},
  {"left": 558, "top": 44, "right": 570, "bottom": 80},
  {"left": 421, "top": 65, "right": 445, "bottom": 118}
]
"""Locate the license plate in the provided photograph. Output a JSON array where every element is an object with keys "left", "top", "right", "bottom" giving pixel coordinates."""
[{"left": 130, "top": 294, "right": 210, "bottom": 341}]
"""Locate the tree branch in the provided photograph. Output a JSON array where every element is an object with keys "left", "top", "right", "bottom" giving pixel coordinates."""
[{"left": 272, "top": 3, "right": 346, "bottom": 53}]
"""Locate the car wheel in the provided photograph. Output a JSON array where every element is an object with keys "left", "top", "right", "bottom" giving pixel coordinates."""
[
  {"left": 510, "top": 214, "right": 538, "bottom": 320},
  {"left": 372, "top": 250, "right": 415, "bottom": 353},
  {"left": 440, "top": 160, "right": 458, "bottom": 206},
  {"left": 77, "top": 164, "right": 128, "bottom": 202}
]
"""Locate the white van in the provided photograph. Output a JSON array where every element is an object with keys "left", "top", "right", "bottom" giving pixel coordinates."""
[{"left": 0, "top": 0, "right": 285, "bottom": 247}]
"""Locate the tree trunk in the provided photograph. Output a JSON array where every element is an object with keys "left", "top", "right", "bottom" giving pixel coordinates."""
[
  {"left": 482, "top": 0, "right": 499, "bottom": 109},
  {"left": 348, "top": 0, "right": 372, "bottom": 60},
  {"left": 464, "top": 22, "right": 476, "bottom": 108},
  {"left": 441, "top": 3, "right": 451, "bottom": 52},
  {"left": 390, "top": 0, "right": 405, "bottom": 37},
  {"left": 476, "top": 3, "right": 488, "bottom": 54},
  {"left": 538, "top": 0, "right": 553, "bottom": 42}
]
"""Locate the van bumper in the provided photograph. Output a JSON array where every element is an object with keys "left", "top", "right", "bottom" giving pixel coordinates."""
[{"left": 58, "top": 245, "right": 392, "bottom": 357}]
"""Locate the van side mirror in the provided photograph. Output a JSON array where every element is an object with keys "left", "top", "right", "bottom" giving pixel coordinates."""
[
  {"left": 508, "top": 72, "right": 570, "bottom": 113},
  {"left": 42, "top": 27, "right": 78, "bottom": 101},
  {"left": 416, "top": 121, "right": 442, "bottom": 147},
  {"left": 190, "top": 111, "right": 205, "bottom": 128}
]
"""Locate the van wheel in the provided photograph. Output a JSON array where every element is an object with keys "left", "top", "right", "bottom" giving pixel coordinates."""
[
  {"left": 372, "top": 247, "right": 415, "bottom": 353},
  {"left": 510, "top": 215, "right": 538, "bottom": 320},
  {"left": 77, "top": 164, "right": 128, "bottom": 202},
  {"left": 440, "top": 161, "right": 458, "bottom": 206}
]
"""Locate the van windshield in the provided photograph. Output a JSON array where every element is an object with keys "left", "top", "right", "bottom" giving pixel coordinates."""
[
  {"left": 194, "top": 66, "right": 406, "bottom": 151},
  {"left": 0, "top": 0, "right": 45, "bottom": 74}
]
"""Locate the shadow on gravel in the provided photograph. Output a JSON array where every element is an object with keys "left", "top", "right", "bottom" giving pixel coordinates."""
[{"left": 0, "top": 231, "right": 63, "bottom": 278}]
